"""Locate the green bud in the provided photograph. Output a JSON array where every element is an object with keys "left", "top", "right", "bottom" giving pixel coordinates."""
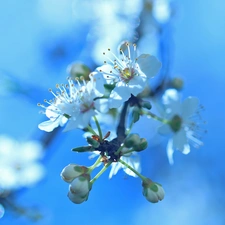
[
  {"left": 171, "top": 77, "right": 184, "bottom": 90},
  {"left": 86, "top": 137, "right": 100, "bottom": 148},
  {"left": 124, "top": 133, "right": 140, "bottom": 148},
  {"left": 133, "top": 138, "right": 148, "bottom": 152},
  {"left": 142, "top": 178, "right": 165, "bottom": 203},
  {"left": 68, "top": 174, "right": 92, "bottom": 204},
  {"left": 140, "top": 101, "right": 152, "bottom": 110},
  {"left": 67, "top": 62, "right": 91, "bottom": 81},
  {"left": 72, "top": 146, "right": 94, "bottom": 152},
  {"left": 60, "top": 164, "right": 88, "bottom": 183},
  {"left": 132, "top": 107, "right": 140, "bottom": 123}
]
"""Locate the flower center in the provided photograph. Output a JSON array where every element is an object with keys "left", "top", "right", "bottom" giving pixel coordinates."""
[
  {"left": 170, "top": 115, "right": 182, "bottom": 132},
  {"left": 120, "top": 68, "right": 135, "bottom": 83}
]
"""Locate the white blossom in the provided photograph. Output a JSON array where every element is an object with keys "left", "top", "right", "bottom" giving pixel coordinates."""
[
  {"left": 38, "top": 76, "right": 108, "bottom": 132},
  {"left": 93, "top": 41, "right": 161, "bottom": 108},
  {"left": 158, "top": 89, "right": 204, "bottom": 164}
]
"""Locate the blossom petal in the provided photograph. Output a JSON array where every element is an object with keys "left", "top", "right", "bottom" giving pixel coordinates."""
[
  {"left": 121, "top": 153, "right": 141, "bottom": 177},
  {"left": 109, "top": 162, "right": 122, "bottom": 179},
  {"left": 89, "top": 72, "right": 106, "bottom": 95},
  {"left": 128, "top": 76, "right": 146, "bottom": 95},
  {"left": 94, "top": 98, "right": 109, "bottom": 113},
  {"left": 173, "top": 129, "right": 188, "bottom": 152},
  {"left": 183, "top": 144, "right": 190, "bottom": 154},
  {"left": 38, "top": 116, "right": 64, "bottom": 132},
  {"left": 162, "top": 89, "right": 179, "bottom": 105},
  {"left": 136, "top": 54, "right": 161, "bottom": 78},
  {"left": 109, "top": 86, "right": 132, "bottom": 108},
  {"left": 182, "top": 97, "right": 199, "bottom": 120},
  {"left": 96, "top": 64, "right": 119, "bottom": 81},
  {"left": 166, "top": 139, "right": 174, "bottom": 165}
]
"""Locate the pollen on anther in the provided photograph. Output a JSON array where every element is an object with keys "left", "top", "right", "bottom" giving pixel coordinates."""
[
  {"left": 108, "top": 48, "right": 110, "bottom": 51},
  {"left": 37, "top": 103, "right": 41, "bottom": 106},
  {"left": 56, "top": 84, "right": 59, "bottom": 88},
  {"left": 104, "top": 61, "right": 106, "bottom": 64},
  {"left": 48, "top": 88, "right": 52, "bottom": 92},
  {"left": 103, "top": 52, "right": 105, "bottom": 55}
]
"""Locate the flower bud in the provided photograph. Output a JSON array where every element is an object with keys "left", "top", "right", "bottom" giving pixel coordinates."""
[
  {"left": 133, "top": 138, "right": 148, "bottom": 152},
  {"left": 86, "top": 136, "right": 100, "bottom": 148},
  {"left": 60, "top": 164, "right": 88, "bottom": 183},
  {"left": 140, "top": 101, "right": 152, "bottom": 110},
  {"left": 68, "top": 190, "right": 89, "bottom": 204},
  {"left": 132, "top": 107, "right": 140, "bottom": 123},
  {"left": 171, "top": 77, "right": 183, "bottom": 90},
  {"left": 142, "top": 178, "right": 165, "bottom": 203},
  {"left": 67, "top": 62, "right": 90, "bottom": 81},
  {"left": 124, "top": 134, "right": 140, "bottom": 148},
  {"left": 68, "top": 174, "right": 92, "bottom": 204}
]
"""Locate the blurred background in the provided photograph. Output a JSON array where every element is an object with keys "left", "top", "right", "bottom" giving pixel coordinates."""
[{"left": 0, "top": 0, "right": 224, "bottom": 224}]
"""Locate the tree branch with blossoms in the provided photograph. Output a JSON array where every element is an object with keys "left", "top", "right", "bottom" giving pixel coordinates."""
[{"left": 38, "top": 41, "right": 205, "bottom": 204}]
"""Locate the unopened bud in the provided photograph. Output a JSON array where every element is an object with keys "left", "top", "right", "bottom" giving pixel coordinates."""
[
  {"left": 68, "top": 174, "right": 92, "bottom": 204},
  {"left": 67, "top": 62, "right": 90, "bottom": 81},
  {"left": 171, "top": 77, "right": 183, "bottom": 90},
  {"left": 124, "top": 134, "right": 140, "bottom": 148},
  {"left": 133, "top": 138, "right": 148, "bottom": 152},
  {"left": 86, "top": 137, "right": 100, "bottom": 148},
  {"left": 132, "top": 107, "right": 140, "bottom": 123},
  {"left": 60, "top": 164, "right": 88, "bottom": 183},
  {"left": 142, "top": 178, "right": 165, "bottom": 203},
  {"left": 140, "top": 101, "right": 152, "bottom": 110},
  {"left": 68, "top": 190, "right": 89, "bottom": 204}
]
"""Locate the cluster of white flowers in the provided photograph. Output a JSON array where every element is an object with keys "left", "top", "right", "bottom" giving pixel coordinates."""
[
  {"left": 0, "top": 136, "right": 45, "bottom": 192},
  {"left": 38, "top": 41, "right": 204, "bottom": 204}
]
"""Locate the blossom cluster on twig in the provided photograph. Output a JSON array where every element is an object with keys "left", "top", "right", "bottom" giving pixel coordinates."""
[{"left": 38, "top": 41, "right": 204, "bottom": 204}]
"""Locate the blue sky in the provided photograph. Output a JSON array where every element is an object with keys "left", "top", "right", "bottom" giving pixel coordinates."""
[{"left": 0, "top": 0, "right": 225, "bottom": 224}]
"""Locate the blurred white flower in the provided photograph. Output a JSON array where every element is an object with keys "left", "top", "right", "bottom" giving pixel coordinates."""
[
  {"left": 94, "top": 41, "right": 161, "bottom": 108},
  {"left": 0, "top": 136, "right": 45, "bottom": 191},
  {"left": 158, "top": 90, "right": 204, "bottom": 164},
  {"left": 152, "top": 0, "right": 171, "bottom": 23},
  {"left": 38, "top": 77, "right": 108, "bottom": 132}
]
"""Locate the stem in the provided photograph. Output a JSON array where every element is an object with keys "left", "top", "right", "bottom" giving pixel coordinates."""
[
  {"left": 87, "top": 125, "right": 98, "bottom": 136},
  {"left": 142, "top": 110, "right": 170, "bottom": 124},
  {"left": 126, "top": 119, "right": 134, "bottom": 136},
  {"left": 114, "top": 144, "right": 125, "bottom": 156},
  {"left": 88, "top": 156, "right": 102, "bottom": 172},
  {"left": 93, "top": 116, "right": 103, "bottom": 141},
  {"left": 90, "top": 161, "right": 112, "bottom": 184},
  {"left": 119, "top": 158, "right": 146, "bottom": 181},
  {"left": 117, "top": 100, "right": 129, "bottom": 141}
]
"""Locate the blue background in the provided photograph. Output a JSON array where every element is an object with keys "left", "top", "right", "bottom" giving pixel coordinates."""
[{"left": 0, "top": 0, "right": 225, "bottom": 224}]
